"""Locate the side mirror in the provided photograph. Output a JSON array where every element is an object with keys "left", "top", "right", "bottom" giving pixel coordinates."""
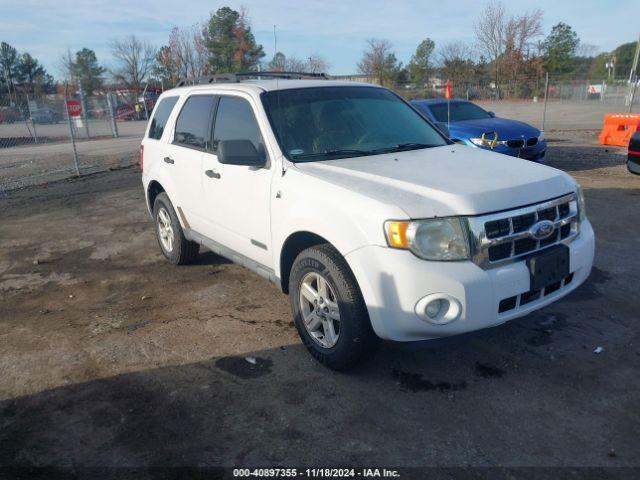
[
  {"left": 488, "top": 111, "right": 496, "bottom": 118},
  {"left": 218, "top": 139, "right": 266, "bottom": 167}
]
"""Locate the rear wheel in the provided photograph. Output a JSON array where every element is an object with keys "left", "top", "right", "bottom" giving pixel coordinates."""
[
  {"left": 153, "top": 192, "right": 199, "bottom": 265},
  {"left": 289, "top": 244, "right": 379, "bottom": 370}
]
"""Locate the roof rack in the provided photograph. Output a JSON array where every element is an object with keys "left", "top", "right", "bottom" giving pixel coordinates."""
[{"left": 175, "top": 71, "right": 330, "bottom": 87}]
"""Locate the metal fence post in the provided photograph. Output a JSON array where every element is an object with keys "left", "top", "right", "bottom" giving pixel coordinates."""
[
  {"left": 141, "top": 82, "right": 149, "bottom": 120},
  {"left": 106, "top": 91, "right": 119, "bottom": 138},
  {"left": 25, "top": 93, "right": 38, "bottom": 144},
  {"left": 64, "top": 84, "right": 80, "bottom": 176},
  {"left": 541, "top": 72, "right": 549, "bottom": 132},
  {"left": 79, "top": 85, "right": 90, "bottom": 138}
]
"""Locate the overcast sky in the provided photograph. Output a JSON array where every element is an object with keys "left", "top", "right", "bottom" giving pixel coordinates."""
[{"left": 2, "top": 0, "right": 638, "bottom": 77}]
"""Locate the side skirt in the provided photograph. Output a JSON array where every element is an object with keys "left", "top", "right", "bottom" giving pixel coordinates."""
[{"left": 184, "top": 228, "right": 282, "bottom": 290}]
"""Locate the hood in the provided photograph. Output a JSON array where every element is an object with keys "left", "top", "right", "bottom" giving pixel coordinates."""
[
  {"left": 447, "top": 117, "right": 540, "bottom": 140},
  {"left": 293, "top": 145, "right": 575, "bottom": 218}
]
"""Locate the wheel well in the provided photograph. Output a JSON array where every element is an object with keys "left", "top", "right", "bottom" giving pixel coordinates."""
[
  {"left": 147, "top": 181, "right": 165, "bottom": 212},
  {"left": 279, "top": 232, "right": 331, "bottom": 293}
]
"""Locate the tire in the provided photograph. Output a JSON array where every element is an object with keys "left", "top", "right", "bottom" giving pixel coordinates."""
[
  {"left": 153, "top": 192, "right": 199, "bottom": 265},
  {"left": 289, "top": 243, "right": 380, "bottom": 370}
]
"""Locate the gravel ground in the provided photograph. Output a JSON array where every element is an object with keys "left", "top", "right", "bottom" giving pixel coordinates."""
[{"left": 0, "top": 131, "right": 639, "bottom": 475}]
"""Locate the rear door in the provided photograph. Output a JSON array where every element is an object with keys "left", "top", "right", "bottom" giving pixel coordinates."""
[{"left": 163, "top": 94, "right": 216, "bottom": 233}]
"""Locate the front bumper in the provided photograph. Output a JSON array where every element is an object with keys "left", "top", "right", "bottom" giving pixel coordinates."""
[
  {"left": 345, "top": 219, "right": 594, "bottom": 341},
  {"left": 468, "top": 140, "right": 547, "bottom": 162}
]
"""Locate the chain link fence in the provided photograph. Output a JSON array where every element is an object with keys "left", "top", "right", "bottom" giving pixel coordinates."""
[
  {"left": 1, "top": 75, "right": 638, "bottom": 192},
  {"left": 1, "top": 88, "right": 151, "bottom": 192},
  {"left": 391, "top": 75, "right": 639, "bottom": 131}
]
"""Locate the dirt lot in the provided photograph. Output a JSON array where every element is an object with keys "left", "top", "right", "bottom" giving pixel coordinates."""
[{"left": 1, "top": 130, "right": 639, "bottom": 473}]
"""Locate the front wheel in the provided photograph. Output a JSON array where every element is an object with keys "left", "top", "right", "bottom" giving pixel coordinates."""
[{"left": 289, "top": 244, "right": 379, "bottom": 370}]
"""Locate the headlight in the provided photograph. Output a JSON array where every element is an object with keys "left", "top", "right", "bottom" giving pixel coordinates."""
[
  {"left": 470, "top": 132, "right": 500, "bottom": 148},
  {"left": 384, "top": 218, "right": 470, "bottom": 261},
  {"left": 576, "top": 184, "right": 586, "bottom": 221},
  {"left": 538, "top": 131, "right": 546, "bottom": 142}
]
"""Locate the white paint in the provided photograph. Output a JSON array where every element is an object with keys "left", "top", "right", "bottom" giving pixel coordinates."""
[{"left": 141, "top": 80, "right": 596, "bottom": 342}]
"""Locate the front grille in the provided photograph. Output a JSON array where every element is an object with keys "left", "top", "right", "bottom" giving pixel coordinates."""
[
  {"left": 512, "top": 213, "right": 536, "bottom": 233},
  {"left": 537, "top": 207, "right": 557, "bottom": 221},
  {"left": 507, "top": 139, "right": 525, "bottom": 148},
  {"left": 468, "top": 194, "right": 580, "bottom": 269},
  {"left": 498, "top": 273, "right": 575, "bottom": 314},
  {"left": 488, "top": 243, "right": 511, "bottom": 261},
  {"left": 526, "top": 137, "right": 538, "bottom": 147}
]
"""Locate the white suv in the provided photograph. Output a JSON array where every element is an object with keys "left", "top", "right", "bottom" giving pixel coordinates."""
[{"left": 141, "top": 77, "right": 595, "bottom": 370}]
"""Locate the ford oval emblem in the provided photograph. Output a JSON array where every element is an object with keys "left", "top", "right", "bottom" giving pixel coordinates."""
[{"left": 530, "top": 220, "right": 555, "bottom": 240}]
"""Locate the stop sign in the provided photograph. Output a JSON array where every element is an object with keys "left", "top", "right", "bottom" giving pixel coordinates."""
[{"left": 67, "top": 99, "right": 82, "bottom": 117}]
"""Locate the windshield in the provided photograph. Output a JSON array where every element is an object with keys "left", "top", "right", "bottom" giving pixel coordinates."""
[
  {"left": 428, "top": 101, "right": 492, "bottom": 122},
  {"left": 261, "top": 86, "right": 447, "bottom": 162}
]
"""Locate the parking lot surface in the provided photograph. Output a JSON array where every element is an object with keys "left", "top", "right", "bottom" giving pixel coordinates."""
[{"left": 1, "top": 131, "right": 639, "bottom": 470}]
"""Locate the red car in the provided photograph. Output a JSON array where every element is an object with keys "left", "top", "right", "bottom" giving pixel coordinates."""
[{"left": 115, "top": 104, "right": 136, "bottom": 121}]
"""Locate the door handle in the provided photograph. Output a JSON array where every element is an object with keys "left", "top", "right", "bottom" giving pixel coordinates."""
[
  {"left": 205, "top": 169, "right": 221, "bottom": 179},
  {"left": 163, "top": 156, "right": 174, "bottom": 164}
]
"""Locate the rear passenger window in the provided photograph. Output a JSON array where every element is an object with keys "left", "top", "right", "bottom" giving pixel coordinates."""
[
  {"left": 148, "top": 96, "right": 178, "bottom": 140},
  {"left": 213, "top": 97, "right": 265, "bottom": 158},
  {"left": 174, "top": 95, "right": 215, "bottom": 149}
]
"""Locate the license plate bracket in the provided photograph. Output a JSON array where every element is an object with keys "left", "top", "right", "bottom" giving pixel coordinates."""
[{"left": 527, "top": 245, "right": 570, "bottom": 291}]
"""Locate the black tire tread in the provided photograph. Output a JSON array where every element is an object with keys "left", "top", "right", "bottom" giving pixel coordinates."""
[
  {"left": 153, "top": 192, "right": 199, "bottom": 265},
  {"left": 289, "top": 243, "right": 379, "bottom": 370}
]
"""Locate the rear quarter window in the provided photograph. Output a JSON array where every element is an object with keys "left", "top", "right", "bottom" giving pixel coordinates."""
[{"left": 147, "top": 96, "right": 179, "bottom": 140}]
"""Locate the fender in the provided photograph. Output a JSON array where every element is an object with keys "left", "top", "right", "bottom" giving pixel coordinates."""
[{"left": 143, "top": 166, "right": 183, "bottom": 228}]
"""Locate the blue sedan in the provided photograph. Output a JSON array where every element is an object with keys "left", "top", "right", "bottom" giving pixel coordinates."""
[{"left": 411, "top": 99, "right": 547, "bottom": 162}]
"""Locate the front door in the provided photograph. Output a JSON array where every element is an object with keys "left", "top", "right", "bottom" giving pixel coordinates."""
[{"left": 200, "top": 95, "right": 273, "bottom": 267}]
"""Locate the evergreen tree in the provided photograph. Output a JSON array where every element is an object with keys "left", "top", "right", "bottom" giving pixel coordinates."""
[
  {"left": 408, "top": 38, "right": 435, "bottom": 84},
  {"left": 203, "top": 7, "right": 265, "bottom": 73},
  {"left": 72, "top": 48, "right": 105, "bottom": 94},
  {"left": 542, "top": 23, "right": 579, "bottom": 77}
]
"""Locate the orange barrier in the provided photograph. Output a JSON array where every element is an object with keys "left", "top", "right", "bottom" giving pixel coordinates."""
[{"left": 598, "top": 113, "right": 640, "bottom": 147}]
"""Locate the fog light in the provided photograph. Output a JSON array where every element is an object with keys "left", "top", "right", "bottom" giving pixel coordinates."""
[
  {"left": 425, "top": 299, "right": 444, "bottom": 318},
  {"left": 415, "top": 294, "right": 461, "bottom": 325}
]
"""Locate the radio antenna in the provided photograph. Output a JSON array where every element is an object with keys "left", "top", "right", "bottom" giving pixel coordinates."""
[{"left": 274, "top": 24, "right": 287, "bottom": 176}]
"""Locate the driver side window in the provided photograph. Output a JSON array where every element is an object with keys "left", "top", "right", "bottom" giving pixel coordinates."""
[{"left": 213, "top": 97, "right": 266, "bottom": 160}]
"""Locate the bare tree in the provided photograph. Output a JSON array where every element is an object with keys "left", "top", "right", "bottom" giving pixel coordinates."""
[
  {"left": 267, "top": 52, "right": 306, "bottom": 72},
  {"left": 439, "top": 42, "right": 473, "bottom": 64},
  {"left": 357, "top": 38, "right": 399, "bottom": 85},
  {"left": 268, "top": 52, "right": 329, "bottom": 74},
  {"left": 474, "top": 1, "right": 506, "bottom": 95},
  {"left": 58, "top": 48, "right": 75, "bottom": 82},
  {"left": 284, "top": 56, "right": 307, "bottom": 72},
  {"left": 110, "top": 35, "right": 156, "bottom": 91},
  {"left": 306, "top": 54, "right": 330, "bottom": 74},
  {"left": 502, "top": 9, "right": 543, "bottom": 93},
  {"left": 438, "top": 41, "right": 475, "bottom": 89},
  {"left": 167, "top": 25, "right": 210, "bottom": 80}
]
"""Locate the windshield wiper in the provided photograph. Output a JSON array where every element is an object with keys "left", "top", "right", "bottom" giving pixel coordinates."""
[
  {"left": 370, "top": 143, "right": 438, "bottom": 154},
  {"left": 291, "top": 149, "right": 373, "bottom": 161}
]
